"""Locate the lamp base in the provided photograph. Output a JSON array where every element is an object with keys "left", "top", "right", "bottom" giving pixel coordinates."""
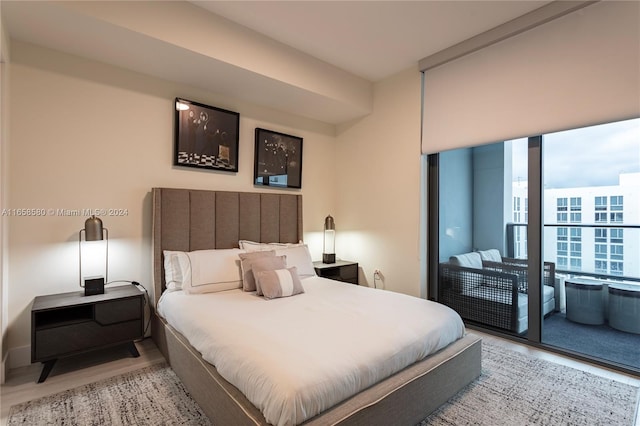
[
  {"left": 322, "top": 253, "right": 336, "bottom": 264},
  {"left": 84, "top": 277, "right": 105, "bottom": 296}
]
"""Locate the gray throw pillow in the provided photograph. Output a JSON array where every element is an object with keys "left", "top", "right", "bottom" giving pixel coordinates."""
[
  {"left": 255, "top": 267, "right": 304, "bottom": 300},
  {"left": 239, "top": 251, "right": 276, "bottom": 292},
  {"left": 250, "top": 255, "right": 287, "bottom": 295}
]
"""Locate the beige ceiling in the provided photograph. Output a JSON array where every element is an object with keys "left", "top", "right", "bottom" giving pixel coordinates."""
[
  {"left": 192, "top": 1, "right": 550, "bottom": 82},
  {"left": 2, "top": 1, "right": 551, "bottom": 124}
]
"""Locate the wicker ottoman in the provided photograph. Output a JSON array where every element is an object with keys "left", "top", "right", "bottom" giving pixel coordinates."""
[
  {"left": 565, "top": 278, "right": 605, "bottom": 325},
  {"left": 608, "top": 283, "right": 640, "bottom": 334}
]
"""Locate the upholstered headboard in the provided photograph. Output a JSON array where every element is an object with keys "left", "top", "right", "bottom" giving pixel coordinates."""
[{"left": 152, "top": 188, "right": 303, "bottom": 305}]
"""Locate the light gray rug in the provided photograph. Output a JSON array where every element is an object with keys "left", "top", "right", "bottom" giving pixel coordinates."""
[
  {"left": 421, "top": 342, "right": 639, "bottom": 425},
  {"left": 9, "top": 342, "right": 639, "bottom": 425},
  {"left": 8, "top": 363, "right": 211, "bottom": 426}
]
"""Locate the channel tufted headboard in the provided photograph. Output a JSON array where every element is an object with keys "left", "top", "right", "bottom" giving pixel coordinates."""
[{"left": 151, "top": 188, "right": 303, "bottom": 305}]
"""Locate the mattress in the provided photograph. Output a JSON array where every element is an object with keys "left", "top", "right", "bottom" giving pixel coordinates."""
[{"left": 158, "top": 276, "right": 465, "bottom": 426}]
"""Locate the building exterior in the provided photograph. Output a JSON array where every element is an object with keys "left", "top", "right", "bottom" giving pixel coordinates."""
[{"left": 512, "top": 172, "right": 639, "bottom": 280}]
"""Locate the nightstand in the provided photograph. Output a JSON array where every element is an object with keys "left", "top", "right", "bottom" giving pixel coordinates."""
[
  {"left": 31, "top": 285, "right": 144, "bottom": 383},
  {"left": 313, "top": 260, "right": 359, "bottom": 285}
]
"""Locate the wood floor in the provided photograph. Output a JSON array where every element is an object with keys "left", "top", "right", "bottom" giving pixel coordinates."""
[
  {"left": 0, "top": 338, "right": 164, "bottom": 426},
  {"left": 1, "top": 332, "right": 638, "bottom": 426}
]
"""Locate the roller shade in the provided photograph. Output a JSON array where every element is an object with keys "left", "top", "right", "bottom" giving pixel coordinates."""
[{"left": 421, "top": 1, "right": 640, "bottom": 154}]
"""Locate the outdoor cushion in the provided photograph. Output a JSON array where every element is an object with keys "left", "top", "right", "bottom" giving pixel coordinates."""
[
  {"left": 477, "top": 249, "right": 502, "bottom": 262},
  {"left": 449, "top": 252, "right": 483, "bottom": 269}
]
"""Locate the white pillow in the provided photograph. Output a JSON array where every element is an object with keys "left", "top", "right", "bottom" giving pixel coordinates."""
[
  {"left": 274, "top": 244, "right": 316, "bottom": 278},
  {"left": 163, "top": 248, "right": 244, "bottom": 294},
  {"left": 239, "top": 240, "right": 304, "bottom": 252},
  {"left": 163, "top": 250, "right": 189, "bottom": 291},
  {"left": 238, "top": 240, "right": 270, "bottom": 252}
]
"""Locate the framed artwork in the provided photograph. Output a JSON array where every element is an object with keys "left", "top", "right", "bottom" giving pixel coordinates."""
[
  {"left": 254, "top": 128, "right": 303, "bottom": 189},
  {"left": 174, "top": 97, "right": 240, "bottom": 172}
]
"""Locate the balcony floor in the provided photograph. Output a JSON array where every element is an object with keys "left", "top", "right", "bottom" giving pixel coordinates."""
[{"left": 543, "top": 312, "right": 640, "bottom": 371}]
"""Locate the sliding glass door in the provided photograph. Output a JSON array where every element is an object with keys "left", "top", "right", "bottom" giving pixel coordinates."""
[
  {"left": 540, "top": 119, "right": 640, "bottom": 370},
  {"left": 435, "top": 138, "right": 531, "bottom": 337},
  {"left": 430, "top": 117, "right": 640, "bottom": 373}
]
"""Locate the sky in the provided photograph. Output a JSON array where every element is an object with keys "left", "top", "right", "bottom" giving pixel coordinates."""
[{"left": 511, "top": 118, "right": 640, "bottom": 189}]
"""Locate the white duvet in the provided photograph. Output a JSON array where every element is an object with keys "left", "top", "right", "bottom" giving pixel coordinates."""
[{"left": 158, "top": 276, "right": 465, "bottom": 426}]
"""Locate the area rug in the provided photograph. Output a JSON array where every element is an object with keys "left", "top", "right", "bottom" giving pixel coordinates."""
[
  {"left": 8, "top": 342, "right": 639, "bottom": 426},
  {"left": 7, "top": 363, "right": 211, "bottom": 426},
  {"left": 421, "top": 342, "right": 639, "bottom": 425}
]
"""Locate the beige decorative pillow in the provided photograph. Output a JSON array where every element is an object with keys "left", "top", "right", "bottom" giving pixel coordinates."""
[
  {"left": 255, "top": 267, "right": 305, "bottom": 300},
  {"left": 239, "top": 251, "right": 276, "bottom": 292},
  {"left": 250, "top": 255, "right": 287, "bottom": 295}
]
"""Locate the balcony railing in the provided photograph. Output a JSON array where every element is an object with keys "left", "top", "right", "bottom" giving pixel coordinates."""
[{"left": 506, "top": 222, "right": 640, "bottom": 283}]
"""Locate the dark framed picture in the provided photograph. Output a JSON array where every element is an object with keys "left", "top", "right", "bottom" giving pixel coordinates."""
[
  {"left": 174, "top": 98, "right": 240, "bottom": 172},
  {"left": 254, "top": 128, "right": 303, "bottom": 189}
]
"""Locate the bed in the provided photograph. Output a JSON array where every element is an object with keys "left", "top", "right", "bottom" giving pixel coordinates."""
[{"left": 151, "top": 188, "right": 481, "bottom": 426}]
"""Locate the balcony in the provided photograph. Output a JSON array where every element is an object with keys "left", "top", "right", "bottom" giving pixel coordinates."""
[{"left": 507, "top": 223, "right": 640, "bottom": 372}]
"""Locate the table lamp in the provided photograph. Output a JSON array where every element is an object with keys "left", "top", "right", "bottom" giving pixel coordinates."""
[
  {"left": 79, "top": 215, "right": 108, "bottom": 295},
  {"left": 323, "top": 215, "right": 336, "bottom": 264}
]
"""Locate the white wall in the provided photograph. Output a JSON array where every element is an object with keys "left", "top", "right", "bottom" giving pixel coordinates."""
[
  {"left": 0, "top": 8, "right": 10, "bottom": 383},
  {"left": 335, "top": 68, "right": 422, "bottom": 296},
  {"left": 6, "top": 41, "right": 338, "bottom": 366}
]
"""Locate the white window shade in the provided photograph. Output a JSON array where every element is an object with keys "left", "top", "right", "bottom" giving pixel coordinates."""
[{"left": 421, "top": 1, "right": 640, "bottom": 154}]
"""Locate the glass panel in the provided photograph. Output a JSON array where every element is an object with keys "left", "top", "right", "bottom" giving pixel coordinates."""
[
  {"left": 542, "top": 117, "right": 640, "bottom": 370},
  {"left": 431, "top": 116, "right": 639, "bottom": 373},
  {"left": 437, "top": 139, "right": 529, "bottom": 336}
]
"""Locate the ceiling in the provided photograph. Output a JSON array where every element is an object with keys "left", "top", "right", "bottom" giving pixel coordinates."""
[
  {"left": 192, "top": 1, "right": 550, "bottom": 82},
  {"left": 2, "top": 1, "right": 551, "bottom": 124}
]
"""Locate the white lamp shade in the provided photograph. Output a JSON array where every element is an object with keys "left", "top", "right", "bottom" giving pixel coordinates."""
[{"left": 323, "top": 215, "right": 336, "bottom": 263}]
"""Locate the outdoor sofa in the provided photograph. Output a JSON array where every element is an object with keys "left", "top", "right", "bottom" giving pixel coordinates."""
[{"left": 439, "top": 249, "right": 556, "bottom": 334}]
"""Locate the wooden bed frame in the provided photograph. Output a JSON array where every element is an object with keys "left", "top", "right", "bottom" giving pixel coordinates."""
[{"left": 151, "top": 187, "right": 481, "bottom": 425}]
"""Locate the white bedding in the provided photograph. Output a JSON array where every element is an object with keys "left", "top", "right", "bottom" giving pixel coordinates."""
[{"left": 158, "top": 276, "right": 465, "bottom": 426}]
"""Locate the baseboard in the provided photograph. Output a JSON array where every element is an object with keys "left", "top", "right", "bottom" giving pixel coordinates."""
[{"left": 7, "top": 344, "right": 30, "bottom": 370}]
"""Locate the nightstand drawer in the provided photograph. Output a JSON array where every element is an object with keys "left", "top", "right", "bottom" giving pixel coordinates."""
[
  {"left": 313, "top": 261, "right": 359, "bottom": 284},
  {"left": 322, "top": 264, "right": 357, "bottom": 282},
  {"left": 31, "top": 285, "right": 145, "bottom": 382},
  {"left": 95, "top": 297, "right": 141, "bottom": 325},
  {"left": 34, "top": 319, "right": 142, "bottom": 360}
]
